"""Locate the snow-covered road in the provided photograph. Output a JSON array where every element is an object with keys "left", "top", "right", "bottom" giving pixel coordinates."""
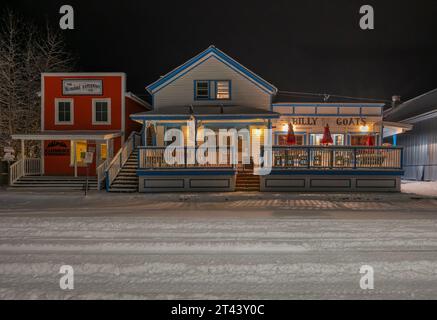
[{"left": 1, "top": 191, "right": 437, "bottom": 299}]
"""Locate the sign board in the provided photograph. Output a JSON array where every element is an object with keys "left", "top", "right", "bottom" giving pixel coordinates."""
[
  {"left": 288, "top": 117, "right": 368, "bottom": 127},
  {"left": 62, "top": 79, "right": 103, "bottom": 96},
  {"left": 2, "top": 153, "right": 15, "bottom": 162},
  {"left": 3, "top": 147, "right": 14, "bottom": 154},
  {"left": 84, "top": 152, "right": 94, "bottom": 164}
]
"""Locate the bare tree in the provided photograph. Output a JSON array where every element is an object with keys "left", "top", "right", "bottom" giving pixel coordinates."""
[{"left": 0, "top": 10, "right": 74, "bottom": 158}]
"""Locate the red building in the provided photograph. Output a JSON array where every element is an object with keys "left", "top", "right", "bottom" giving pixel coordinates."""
[{"left": 12, "top": 73, "right": 149, "bottom": 179}]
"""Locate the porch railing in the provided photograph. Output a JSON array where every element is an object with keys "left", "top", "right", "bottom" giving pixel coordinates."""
[
  {"left": 138, "top": 146, "right": 236, "bottom": 169},
  {"left": 96, "top": 159, "right": 109, "bottom": 190},
  {"left": 137, "top": 146, "right": 403, "bottom": 171},
  {"left": 9, "top": 158, "right": 41, "bottom": 185},
  {"left": 105, "top": 131, "right": 141, "bottom": 189},
  {"left": 271, "top": 146, "right": 403, "bottom": 170}
]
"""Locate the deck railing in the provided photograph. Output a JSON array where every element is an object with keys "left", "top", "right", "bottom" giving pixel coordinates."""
[
  {"left": 138, "top": 146, "right": 236, "bottom": 169},
  {"left": 105, "top": 131, "right": 142, "bottom": 189},
  {"left": 271, "top": 146, "right": 403, "bottom": 170},
  {"left": 138, "top": 145, "right": 403, "bottom": 171},
  {"left": 9, "top": 158, "right": 41, "bottom": 185}
]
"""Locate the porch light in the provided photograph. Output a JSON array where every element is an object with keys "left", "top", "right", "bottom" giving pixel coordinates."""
[
  {"left": 282, "top": 124, "right": 289, "bottom": 131},
  {"left": 254, "top": 128, "right": 262, "bottom": 136},
  {"left": 360, "top": 125, "right": 369, "bottom": 132}
]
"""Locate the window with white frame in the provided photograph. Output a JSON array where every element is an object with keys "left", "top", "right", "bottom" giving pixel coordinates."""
[
  {"left": 55, "top": 99, "right": 73, "bottom": 124},
  {"left": 92, "top": 99, "right": 111, "bottom": 125}
]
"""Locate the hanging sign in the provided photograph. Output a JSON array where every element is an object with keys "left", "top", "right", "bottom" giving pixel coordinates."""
[
  {"left": 84, "top": 152, "right": 94, "bottom": 164},
  {"left": 62, "top": 79, "right": 103, "bottom": 95},
  {"left": 3, "top": 147, "right": 14, "bottom": 154}
]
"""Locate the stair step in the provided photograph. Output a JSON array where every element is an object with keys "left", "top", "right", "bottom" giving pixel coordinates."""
[{"left": 108, "top": 188, "right": 137, "bottom": 193}]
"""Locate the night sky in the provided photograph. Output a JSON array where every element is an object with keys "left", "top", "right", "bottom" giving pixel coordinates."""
[{"left": 3, "top": 0, "right": 437, "bottom": 103}]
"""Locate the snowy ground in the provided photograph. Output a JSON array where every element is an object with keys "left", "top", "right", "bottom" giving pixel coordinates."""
[
  {"left": 1, "top": 189, "right": 437, "bottom": 299},
  {"left": 402, "top": 180, "right": 437, "bottom": 197}
]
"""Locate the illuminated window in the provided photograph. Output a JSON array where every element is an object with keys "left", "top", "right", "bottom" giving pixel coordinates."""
[
  {"left": 92, "top": 99, "right": 111, "bottom": 124},
  {"left": 351, "top": 135, "right": 368, "bottom": 146},
  {"left": 215, "top": 81, "right": 230, "bottom": 100},
  {"left": 310, "top": 134, "right": 344, "bottom": 145},
  {"left": 333, "top": 134, "right": 344, "bottom": 145},
  {"left": 277, "top": 134, "right": 304, "bottom": 145},
  {"left": 71, "top": 140, "right": 87, "bottom": 166},
  {"left": 100, "top": 143, "right": 107, "bottom": 161}
]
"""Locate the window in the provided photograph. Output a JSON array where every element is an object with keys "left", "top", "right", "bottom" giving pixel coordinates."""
[
  {"left": 55, "top": 99, "right": 73, "bottom": 124},
  {"left": 99, "top": 143, "right": 107, "bottom": 161},
  {"left": 351, "top": 135, "right": 369, "bottom": 146},
  {"left": 310, "top": 134, "right": 344, "bottom": 145},
  {"left": 215, "top": 81, "right": 230, "bottom": 99},
  {"left": 277, "top": 134, "right": 304, "bottom": 145},
  {"left": 92, "top": 99, "right": 111, "bottom": 124},
  {"left": 195, "top": 81, "right": 209, "bottom": 100},
  {"left": 194, "top": 80, "right": 231, "bottom": 100}
]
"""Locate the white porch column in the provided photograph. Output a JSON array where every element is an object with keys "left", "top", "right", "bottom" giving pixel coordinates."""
[
  {"left": 21, "top": 139, "right": 26, "bottom": 176},
  {"left": 40, "top": 141, "right": 44, "bottom": 175},
  {"left": 21, "top": 140, "right": 25, "bottom": 160},
  {"left": 72, "top": 140, "right": 78, "bottom": 177},
  {"left": 144, "top": 120, "right": 148, "bottom": 146}
]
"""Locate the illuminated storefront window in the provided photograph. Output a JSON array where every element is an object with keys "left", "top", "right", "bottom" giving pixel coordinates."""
[
  {"left": 100, "top": 143, "right": 107, "bottom": 161},
  {"left": 277, "top": 134, "right": 304, "bottom": 145},
  {"left": 71, "top": 140, "right": 87, "bottom": 166}
]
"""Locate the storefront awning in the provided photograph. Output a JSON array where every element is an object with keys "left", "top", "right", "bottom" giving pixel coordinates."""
[
  {"left": 378, "top": 121, "right": 413, "bottom": 138},
  {"left": 130, "top": 105, "right": 280, "bottom": 121},
  {"left": 11, "top": 130, "right": 122, "bottom": 141}
]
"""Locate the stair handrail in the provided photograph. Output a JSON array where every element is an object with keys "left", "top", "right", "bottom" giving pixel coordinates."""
[
  {"left": 9, "top": 159, "right": 24, "bottom": 185},
  {"left": 105, "top": 131, "right": 141, "bottom": 190},
  {"left": 9, "top": 158, "right": 41, "bottom": 186},
  {"left": 96, "top": 159, "right": 109, "bottom": 190}
]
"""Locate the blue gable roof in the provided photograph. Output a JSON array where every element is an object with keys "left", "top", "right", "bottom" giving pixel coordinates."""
[{"left": 146, "top": 45, "right": 278, "bottom": 95}]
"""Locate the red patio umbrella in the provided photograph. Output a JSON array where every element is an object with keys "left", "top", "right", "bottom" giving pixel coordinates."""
[
  {"left": 321, "top": 124, "right": 333, "bottom": 145},
  {"left": 365, "top": 134, "right": 375, "bottom": 146},
  {"left": 286, "top": 123, "right": 296, "bottom": 145}
]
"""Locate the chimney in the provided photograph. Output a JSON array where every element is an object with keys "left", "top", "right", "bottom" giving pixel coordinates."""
[{"left": 392, "top": 95, "right": 401, "bottom": 108}]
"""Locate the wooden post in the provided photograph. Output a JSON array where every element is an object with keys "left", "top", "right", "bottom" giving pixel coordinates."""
[
  {"left": 73, "top": 141, "right": 78, "bottom": 177},
  {"left": 144, "top": 121, "right": 148, "bottom": 146},
  {"left": 40, "top": 141, "right": 44, "bottom": 175},
  {"left": 21, "top": 139, "right": 26, "bottom": 176}
]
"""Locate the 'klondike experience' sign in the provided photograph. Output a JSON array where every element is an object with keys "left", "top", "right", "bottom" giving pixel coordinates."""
[{"left": 62, "top": 79, "right": 103, "bottom": 95}]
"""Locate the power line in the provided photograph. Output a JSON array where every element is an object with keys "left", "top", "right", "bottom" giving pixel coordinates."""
[{"left": 278, "top": 90, "right": 391, "bottom": 103}]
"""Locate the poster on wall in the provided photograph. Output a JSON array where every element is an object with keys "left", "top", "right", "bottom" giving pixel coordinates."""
[{"left": 62, "top": 79, "right": 103, "bottom": 95}]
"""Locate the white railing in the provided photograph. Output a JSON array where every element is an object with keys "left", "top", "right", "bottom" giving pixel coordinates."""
[
  {"left": 105, "top": 131, "right": 141, "bottom": 190},
  {"left": 96, "top": 159, "right": 109, "bottom": 190},
  {"left": 9, "top": 158, "right": 41, "bottom": 185},
  {"left": 138, "top": 146, "right": 237, "bottom": 169}
]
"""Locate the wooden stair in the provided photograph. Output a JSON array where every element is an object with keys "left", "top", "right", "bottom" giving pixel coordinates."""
[
  {"left": 10, "top": 176, "right": 97, "bottom": 191},
  {"left": 107, "top": 150, "right": 138, "bottom": 193},
  {"left": 235, "top": 164, "right": 260, "bottom": 191}
]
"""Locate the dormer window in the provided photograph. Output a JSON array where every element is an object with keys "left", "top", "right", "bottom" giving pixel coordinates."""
[
  {"left": 194, "top": 80, "right": 231, "bottom": 100},
  {"left": 215, "top": 81, "right": 230, "bottom": 100},
  {"left": 195, "top": 81, "right": 209, "bottom": 100}
]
